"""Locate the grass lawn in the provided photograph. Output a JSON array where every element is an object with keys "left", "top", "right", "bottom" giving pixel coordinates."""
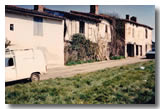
[{"left": 5, "top": 60, "right": 155, "bottom": 104}]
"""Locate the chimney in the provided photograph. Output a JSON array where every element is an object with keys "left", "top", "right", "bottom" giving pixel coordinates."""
[
  {"left": 130, "top": 16, "right": 137, "bottom": 22},
  {"left": 90, "top": 5, "right": 99, "bottom": 14},
  {"left": 34, "top": 5, "right": 44, "bottom": 12},
  {"left": 126, "top": 14, "right": 130, "bottom": 20}
]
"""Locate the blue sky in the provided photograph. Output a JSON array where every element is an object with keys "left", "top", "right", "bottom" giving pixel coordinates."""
[{"left": 18, "top": 5, "right": 155, "bottom": 41}]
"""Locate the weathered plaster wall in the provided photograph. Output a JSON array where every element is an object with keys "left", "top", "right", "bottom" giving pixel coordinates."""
[
  {"left": 64, "top": 19, "right": 112, "bottom": 60},
  {"left": 97, "top": 20, "right": 112, "bottom": 60},
  {"left": 5, "top": 13, "right": 64, "bottom": 67},
  {"left": 64, "top": 19, "right": 79, "bottom": 41},
  {"left": 125, "top": 22, "right": 152, "bottom": 57}
]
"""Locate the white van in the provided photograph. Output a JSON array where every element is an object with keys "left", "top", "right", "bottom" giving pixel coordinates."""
[{"left": 5, "top": 48, "right": 47, "bottom": 82}]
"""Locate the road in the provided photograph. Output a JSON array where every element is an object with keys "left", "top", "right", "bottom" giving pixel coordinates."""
[{"left": 41, "top": 57, "right": 152, "bottom": 80}]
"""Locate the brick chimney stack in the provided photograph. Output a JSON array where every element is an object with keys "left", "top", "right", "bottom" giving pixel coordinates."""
[
  {"left": 130, "top": 16, "right": 137, "bottom": 22},
  {"left": 34, "top": 5, "right": 44, "bottom": 12},
  {"left": 126, "top": 14, "right": 130, "bottom": 20},
  {"left": 90, "top": 5, "right": 99, "bottom": 14}
]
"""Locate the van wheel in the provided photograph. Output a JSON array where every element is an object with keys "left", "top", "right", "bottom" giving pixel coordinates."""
[{"left": 31, "top": 73, "right": 40, "bottom": 82}]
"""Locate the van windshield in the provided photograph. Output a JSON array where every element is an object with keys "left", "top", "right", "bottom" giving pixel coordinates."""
[{"left": 5, "top": 58, "right": 14, "bottom": 67}]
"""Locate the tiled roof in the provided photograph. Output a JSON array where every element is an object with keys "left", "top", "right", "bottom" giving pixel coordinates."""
[
  {"left": 70, "top": 10, "right": 113, "bottom": 23},
  {"left": 5, "top": 5, "right": 64, "bottom": 21},
  {"left": 44, "top": 8, "right": 101, "bottom": 23},
  {"left": 6, "top": 5, "right": 153, "bottom": 30},
  {"left": 121, "top": 19, "right": 153, "bottom": 30},
  {"left": 70, "top": 10, "right": 153, "bottom": 30}
]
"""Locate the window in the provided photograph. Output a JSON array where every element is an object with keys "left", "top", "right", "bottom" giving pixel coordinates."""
[
  {"left": 5, "top": 58, "right": 14, "bottom": 67},
  {"left": 79, "top": 21, "right": 85, "bottom": 34},
  {"left": 145, "top": 29, "right": 148, "bottom": 39},
  {"left": 132, "top": 28, "right": 134, "bottom": 37},
  {"left": 105, "top": 25, "right": 108, "bottom": 33},
  {"left": 10, "top": 24, "right": 14, "bottom": 31},
  {"left": 33, "top": 16, "right": 43, "bottom": 36}
]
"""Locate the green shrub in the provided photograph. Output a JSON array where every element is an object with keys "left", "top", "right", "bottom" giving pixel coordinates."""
[
  {"left": 65, "top": 33, "right": 99, "bottom": 65},
  {"left": 110, "top": 56, "right": 125, "bottom": 60},
  {"left": 66, "top": 60, "right": 99, "bottom": 66}
]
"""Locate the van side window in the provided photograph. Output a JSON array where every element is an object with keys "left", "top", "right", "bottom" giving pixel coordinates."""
[{"left": 5, "top": 58, "right": 14, "bottom": 67}]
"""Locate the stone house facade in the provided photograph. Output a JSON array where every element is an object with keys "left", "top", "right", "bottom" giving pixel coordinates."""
[
  {"left": 44, "top": 6, "right": 113, "bottom": 62},
  {"left": 123, "top": 16, "right": 153, "bottom": 57},
  {"left": 5, "top": 5, "right": 153, "bottom": 67},
  {"left": 67, "top": 7, "right": 153, "bottom": 59}
]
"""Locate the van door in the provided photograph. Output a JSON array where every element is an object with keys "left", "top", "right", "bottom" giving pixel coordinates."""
[{"left": 5, "top": 57, "right": 17, "bottom": 82}]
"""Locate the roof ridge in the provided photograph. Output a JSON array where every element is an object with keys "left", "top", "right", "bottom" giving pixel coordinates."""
[
  {"left": 70, "top": 10, "right": 153, "bottom": 29},
  {"left": 44, "top": 8, "right": 101, "bottom": 22},
  {"left": 5, "top": 5, "right": 64, "bottom": 20}
]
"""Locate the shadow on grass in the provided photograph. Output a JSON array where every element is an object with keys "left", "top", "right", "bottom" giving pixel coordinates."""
[{"left": 5, "top": 79, "right": 30, "bottom": 87}]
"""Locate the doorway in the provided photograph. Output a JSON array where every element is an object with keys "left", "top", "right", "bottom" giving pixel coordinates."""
[
  {"left": 140, "top": 45, "right": 142, "bottom": 56},
  {"left": 127, "top": 44, "right": 134, "bottom": 57},
  {"left": 136, "top": 45, "right": 138, "bottom": 56}
]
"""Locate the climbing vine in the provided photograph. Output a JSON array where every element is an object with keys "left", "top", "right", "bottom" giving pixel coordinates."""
[{"left": 64, "top": 33, "right": 99, "bottom": 64}]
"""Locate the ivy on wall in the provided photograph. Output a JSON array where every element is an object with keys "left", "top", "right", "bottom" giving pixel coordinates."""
[{"left": 64, "top": 33, "right": 99, "bottom": 64}]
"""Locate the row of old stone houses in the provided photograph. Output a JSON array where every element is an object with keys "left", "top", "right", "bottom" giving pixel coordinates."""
[
  {"left": 5, "top": 5, "right": 153, "bottom": 67},
  {"left": 43, "top": 6, "right": 113, "bottom": 62}
]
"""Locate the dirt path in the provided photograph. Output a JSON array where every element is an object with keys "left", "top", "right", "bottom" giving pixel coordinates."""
[{"left": 41, "top": 57, "right": 152, "bottom": 80}]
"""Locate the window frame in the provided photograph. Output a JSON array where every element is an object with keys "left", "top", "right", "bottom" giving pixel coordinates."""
[
  {"left": 132, "top": 28, "right": 134, "bottom": 37},
  {"left": 33, "top": 16, "right": 43, "bottom": 36},
  {"left": 105, "top": 25, "right": 108, "bottom": 33},
  {"left": 145, "top": 29, "right": 148, "bottom": 39},
  {"left": 5, "top": 57, "right": 14, "bottom": 67},
  {"left": 79, "top": 21, "right": 85, "bottom": 34},
  {"left": 10, "top": 24, "right": 14, "bottom": 31}
]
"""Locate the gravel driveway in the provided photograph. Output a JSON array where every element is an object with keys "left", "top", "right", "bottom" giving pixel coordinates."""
[{"left": 41, "top": 57, "right": 152, "bottom": 80}]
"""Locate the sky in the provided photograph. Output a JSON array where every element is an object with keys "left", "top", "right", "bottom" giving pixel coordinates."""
[{"left": 18, "top": 5, "right": 155, "bottom": 41}]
